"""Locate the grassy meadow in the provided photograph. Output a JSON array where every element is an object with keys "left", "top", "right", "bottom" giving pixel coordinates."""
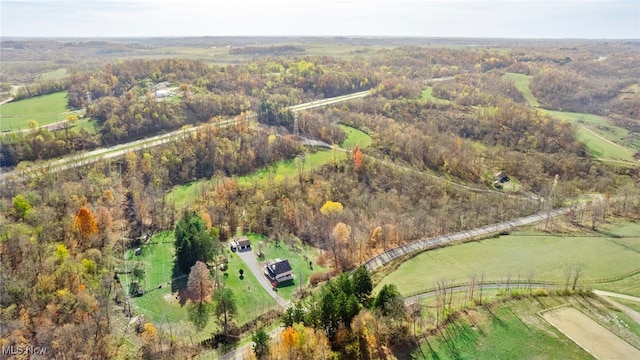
[
  {"left": 501, "top": 72, "right": 540, "bottom": 107},
  {"left": 375, "top": 222, "right": 640, "bottom": 297},
  {"left": 35, "top": 68, "right": 68, "bottom": 81},
  {"left": 410, "top": 295, "right": 630, "bottom": 360},
  {"left": 420, "top": 86, "right": 451, "bottom": 105},
  {"left": 503, "top": 72, "right": 638, "bottom": 164},
  {"left": 0, "top": 91, "right": 69, "bottom": 131}
]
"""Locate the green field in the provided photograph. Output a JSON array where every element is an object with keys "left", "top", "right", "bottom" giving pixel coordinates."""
[
  {"left": 575, "top": 126, "right": 636, "bottom": 162},
  {"left": 375, "top": 223, "right": 640, "bottom": 297},
  {"left": 420, "top": 86, "right": 451, "bottom": 105},
  {"left": 504, "top": 72, "right": 637, "bottom": 163},
  {"left": 412, "top": 297, "right": 597, "bottom": 360},
  {"left": 502, "top": 72, "right": 540, "bottom": 107},
  {"left": 595, "top": 273, "right": 640, "bottom": 297},
  {"left": 339, "top": 124, "right": 372, "bottom": 149},
  {"left": 167, "top": 125, "right": 372, "bottom": 210},
  {"left": 35, "top": 68, "right": 68, "bottom": 81},
  {"left": 0, "top": 91, "right": 69, "bottom": 131},
  {"left": 120, "top": 231, "right": 278, "bottom": 340},
  {"left": 244, "top": 233, "right": 328, "bottom": 300}
]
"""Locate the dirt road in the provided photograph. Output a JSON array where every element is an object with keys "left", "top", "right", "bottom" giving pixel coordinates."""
[{"left": 542, "top": 306, "right": 640, "bottom": 359}]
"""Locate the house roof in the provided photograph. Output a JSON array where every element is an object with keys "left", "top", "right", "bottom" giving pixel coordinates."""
[
  {"left": 234, "top": 236, "right": 251, "bottom": 247},
  {"left": 271, "top": 259, "right": 292, "bottom": 275}
]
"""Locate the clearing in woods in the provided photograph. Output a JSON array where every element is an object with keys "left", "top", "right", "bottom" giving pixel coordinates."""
[{"left": 0, "top": 91, "right": 70, "bottom": 131}]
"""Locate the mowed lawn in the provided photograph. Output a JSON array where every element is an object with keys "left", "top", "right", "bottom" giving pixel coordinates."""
[
  {"left": 376, "top": 226, "right": 640, "bottom": 296},
  {"left": 244, "top": 233, "right": 329, "bottom": 301},
  {"left": 0, "top": 91, "right": 69, "bottom": 131},
  {"left": 121, "top": 231, "right": 277, "bottom": 339}
]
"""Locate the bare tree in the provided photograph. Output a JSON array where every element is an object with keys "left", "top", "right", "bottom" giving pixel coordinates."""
[
  {"left": 571, "top": 266, "right": 583, "bottom": 291},
  {"left": 527, "top": 270, "right": 535, "bottom": 294}
]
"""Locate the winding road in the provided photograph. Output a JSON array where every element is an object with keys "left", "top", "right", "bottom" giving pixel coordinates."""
[
  {"left": 362, "top": 207, "right": 569, "bottom": 272},
  {"left": 0, "top": 91, "right": 371, "bottom": 183}
]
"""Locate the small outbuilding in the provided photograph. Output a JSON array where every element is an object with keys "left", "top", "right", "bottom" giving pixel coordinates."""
[
  {"left": 264, "top": 258, "right": 293, "bottom": 286},
  {"left": 494, "top": 170, "right": 510, "bottom": 187},
  {"left": 231, "top": 236, "right": 251, "bottom": 252},
  {"left": 494, "top": 170, "right": 509, "bottom": 183}
]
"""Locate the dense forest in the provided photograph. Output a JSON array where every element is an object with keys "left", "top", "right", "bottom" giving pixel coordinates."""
[{"left": 1, "top": 38, "right": 640, "bottom": 359}]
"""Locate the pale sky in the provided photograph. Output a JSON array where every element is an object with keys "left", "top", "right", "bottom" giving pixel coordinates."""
[{"left": 1, "top": 0, "right": 638, "bottom": 39}]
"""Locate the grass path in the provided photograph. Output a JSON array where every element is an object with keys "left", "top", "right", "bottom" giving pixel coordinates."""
[
  {"left": 578, "top": 125, "right": 635, "bottom": 161},
  {"left": 502, "top": 72, "right": 540, "bottom": 107}
]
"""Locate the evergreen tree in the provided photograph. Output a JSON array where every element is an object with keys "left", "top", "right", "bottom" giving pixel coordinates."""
[
  {"left": 174, "top": 211, "right": 214, "bottom": 274},
  {"left": 372, "top": 284, "right": 401, "bottom": 315},
  {"left": 352, "top": 266, "right": 373, "bottom": 306},
  {"left": 252, "top": 328, "right": 270, "bottom": 360}
]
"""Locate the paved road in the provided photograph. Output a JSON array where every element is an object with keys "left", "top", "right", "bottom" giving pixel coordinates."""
[
  {"left": 593, "top": 290, "right": 640, "bottom": 303},
  {"left": 0, "top": 91, "right": 371, "bottom": 183},
  {"left": 221, "top": 246, "right": 289, "bottom": 360},
  {"left": 362, "top": 207, "right": 569, "bottom": 272},
  {"left": 233, "top": 247, "right": 289, "bottom": 309},
  {"left": 288, "top": 90, "right": 370, "bottom": 112}
]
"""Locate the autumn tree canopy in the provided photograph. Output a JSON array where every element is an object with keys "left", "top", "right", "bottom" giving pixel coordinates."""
[
  {"left": 187, "top": 261, "right": 214, "bottom": 305},
  {"left": 75, "top": 206, "right": 98, "bottom": 239}
]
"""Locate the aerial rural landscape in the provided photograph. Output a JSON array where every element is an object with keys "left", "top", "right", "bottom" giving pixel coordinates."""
[{"left": 1, "top": 1, "right": 640, "bottom": 360}]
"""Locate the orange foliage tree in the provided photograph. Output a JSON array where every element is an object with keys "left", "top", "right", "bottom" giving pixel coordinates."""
[
  {"left": 75, "top": 206, "right": 98, "bottom": 243},
  {"left": 352, "top": 146, "right": 364, "bottom": 172}
]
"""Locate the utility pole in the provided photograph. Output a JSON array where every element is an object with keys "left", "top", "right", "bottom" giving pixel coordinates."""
[
  {"left": 293, "top": 111, "right": 299, "bottom": 137},
  {"left": 545, "top": 174, "right": 559, "bottom": 230}
]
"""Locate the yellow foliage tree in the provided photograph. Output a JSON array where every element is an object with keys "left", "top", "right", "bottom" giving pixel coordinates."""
[
  {"left": 273, "top": 325, "right": 331, "bottom": 360},
  {"left": 320, "top": 200, "right": 343, "bottom": 216},
  {"left": 370, "top": 226, "right": 382, "bottom": 246},
  {"left": 332, "top": 222, "right": 351, "bottom": 245},
  {"left": 199, "top": 211, "right": 212, "bottom": 229}
]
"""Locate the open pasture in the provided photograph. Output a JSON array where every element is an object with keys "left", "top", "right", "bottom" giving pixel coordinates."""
[
  {"left": 0, "top": 91, "right": 69, "bottom": 131},
  {"left": 375, "top": 224, "right": 640, "bottom": 297}
]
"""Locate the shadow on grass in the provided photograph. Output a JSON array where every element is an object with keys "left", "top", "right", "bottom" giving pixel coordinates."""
[
  {"left": 171, "top": 262, "right": 189, "bottom": 306},
  {"left": 189, "top": 302, "right": 214, "bottom": 331},
  {"left": 484, "top": 305, "right": 506, "bottom": 328}
]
